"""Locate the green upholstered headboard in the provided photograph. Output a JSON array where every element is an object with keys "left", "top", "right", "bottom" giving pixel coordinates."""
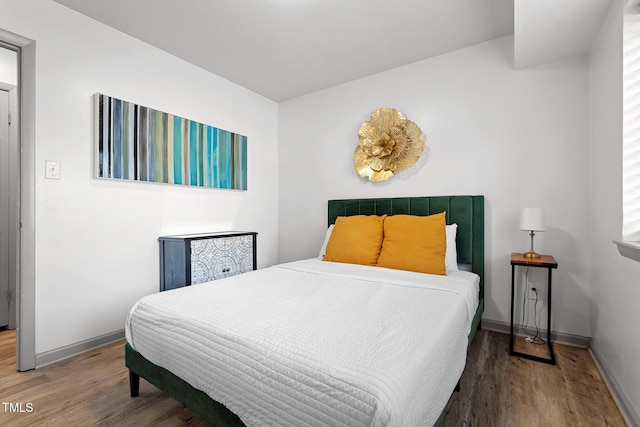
[{"left": 327, "top": 195, "right": 485, "bottom": 297}]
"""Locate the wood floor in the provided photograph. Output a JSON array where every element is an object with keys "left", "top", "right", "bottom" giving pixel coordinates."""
[
  {"left": 442, "top": 331, "right": 626, "bottom": 427},
  {"left": 0, "top": 328, "right": 627, "bottom": 426}
]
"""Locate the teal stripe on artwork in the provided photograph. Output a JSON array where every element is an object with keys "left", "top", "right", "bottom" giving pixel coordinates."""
[
  {"left": 213, "top": 128, "right": 219, "bottom": 187},
  {"left": 162, "top": 112, "right": 169, "bottom": 183},
  {"left": 242, "top": 135, "right": 247, "bottom": 190},
  {"left": 173, "top": 116, "right": 182, "bottom": 184},
  {"left": 183, "top": 118, "right": 189, "bottom": 185},
  {"left": 189, "top": 120, "right": 198, "bottom": 185},
  {"left": 218, "top": 130, "right": 227, "bottom": 188},
  {"left": 221, "top": 130, "right": 232, "bottom": 189},
  {"left": 236, "top": 134, "right": 241, "bottom": 189},
  {"left": 237, "top": 135, "right": 247, "bottom": 190},
  {"left": 167, "top": 113, "right": 174, "bottom": 184},
  {"left": 205, "top": 126, "right": 213, "bottom": 187},
  {"left": 226, "top": 130, "right": 232, "bottom": 188},
  {"left": 198, "top": 123, "right": 205, "bottom": 186},
  {"left": 231, "top": 134, "right": 238, "bottom": 189}
]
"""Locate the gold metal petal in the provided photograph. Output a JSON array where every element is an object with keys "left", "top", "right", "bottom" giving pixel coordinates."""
[
  {"left": 354, "top": 147, "right": 371, "bottom": 177},
  {"left": 369, "top": 169, "right": 395, "bottom": 182},
  {"left": 368, "top": 156, "right": 386, "bottom": 171},
  {"left": 404, "top": 121, "right": 422, "bottom": 141},
  {"left": 355, "top": 108, "right": 424, "bottom": 181}
]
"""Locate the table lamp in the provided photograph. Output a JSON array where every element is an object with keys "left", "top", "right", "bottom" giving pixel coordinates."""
[{"left": 520, "top": 208, "right": 545, "bottom": 259}]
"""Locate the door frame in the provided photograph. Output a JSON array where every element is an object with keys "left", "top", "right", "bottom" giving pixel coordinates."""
[{"left": 0, "top": 29, "right": 36, "bottom": 371}]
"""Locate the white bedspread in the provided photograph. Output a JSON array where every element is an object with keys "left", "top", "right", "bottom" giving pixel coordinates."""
[{"left": 126, "top": 258, "right": 479, "bottom": 427}]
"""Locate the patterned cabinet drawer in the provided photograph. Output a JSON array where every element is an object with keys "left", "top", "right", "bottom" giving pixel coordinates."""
[
  {"left": 190, "top": 234, "right": 255, "bottom": 284},
  {"left": 159, "top": 232, "right": 257, "bottom": 291}
]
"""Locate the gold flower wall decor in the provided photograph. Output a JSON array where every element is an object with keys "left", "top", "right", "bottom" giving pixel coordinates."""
[{"left": 354, "top": 108, "right": 425, "bottom": 182}]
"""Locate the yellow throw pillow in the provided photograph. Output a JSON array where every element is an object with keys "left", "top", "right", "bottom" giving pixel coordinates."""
[
  {"left": 377, "top": 212, "right": 447, "bottom": 275},
  {"left": 323, "top": 215, "right": 386, "bottom": 266}
]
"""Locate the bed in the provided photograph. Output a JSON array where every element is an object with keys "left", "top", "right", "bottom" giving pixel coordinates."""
[{"left": 125, "top": 195, "right": 485, "bottom": 426}]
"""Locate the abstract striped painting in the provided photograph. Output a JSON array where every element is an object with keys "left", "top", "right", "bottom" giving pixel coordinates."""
[{"left": 94, "top": 94, "right": 247, "bottom": 190}]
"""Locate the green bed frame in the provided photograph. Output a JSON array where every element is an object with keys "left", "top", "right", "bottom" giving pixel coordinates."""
[{"left": 126, "top": 195, "right": 485, "bottom": 426}]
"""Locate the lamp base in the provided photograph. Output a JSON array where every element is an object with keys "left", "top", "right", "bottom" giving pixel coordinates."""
[{"left": 523, "top": 250, "right": 541, "bottom": 259}]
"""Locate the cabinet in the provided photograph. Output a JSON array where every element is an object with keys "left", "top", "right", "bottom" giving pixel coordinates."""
[{"left": 158, "top": 231, "right": 257, "bottom": 291}]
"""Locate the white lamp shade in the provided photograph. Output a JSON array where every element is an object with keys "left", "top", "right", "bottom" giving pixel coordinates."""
[{"left": 520, "top": 208, "right": 546, "bottom": 231}]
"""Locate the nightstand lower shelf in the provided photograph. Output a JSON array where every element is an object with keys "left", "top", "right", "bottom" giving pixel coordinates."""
[{"left": 510, "top": 339, "right": 555, "bottom": 365}]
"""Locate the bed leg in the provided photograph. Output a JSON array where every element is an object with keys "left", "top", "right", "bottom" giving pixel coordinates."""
[
  {"left": 129, "top": 370, "right": 140, "bottom": 397},
  {"left": 455, "top": 380, "right": 461, "bottom": 392},
  {"left": 478, "top": 320, "right": 482, "bottom": 330}
]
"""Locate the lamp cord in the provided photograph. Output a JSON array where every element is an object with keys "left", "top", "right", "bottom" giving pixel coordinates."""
[{"left": 521, "top": 267, "right": 545, "bottom": 345}]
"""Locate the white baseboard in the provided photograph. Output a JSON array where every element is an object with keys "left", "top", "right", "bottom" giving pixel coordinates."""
[
  {"left": 35, "top": 329, "right": 125, "bottom": 368},
  {"left": 481, "top": 318, "right": 590, "bottom": 348},
  {"left": 590, "top": 341, "right": 639, "bottom": 427}
]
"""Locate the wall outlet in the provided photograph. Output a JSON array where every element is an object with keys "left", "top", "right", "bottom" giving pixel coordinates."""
[{"left": 528, "top": 287, "right": 538, "bottom": 300}]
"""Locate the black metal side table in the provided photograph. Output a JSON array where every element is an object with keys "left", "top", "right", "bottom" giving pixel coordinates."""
[{"left": 509, "top": 252, "right": 558, "bottom": 365}]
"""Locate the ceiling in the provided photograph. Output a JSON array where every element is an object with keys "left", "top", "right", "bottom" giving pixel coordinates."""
[
  {"left": 54, "top": 0, "right": 612, "bottom": 102},
  {"left": 514, "top": 0, "right": 613, "bottom": 69}
]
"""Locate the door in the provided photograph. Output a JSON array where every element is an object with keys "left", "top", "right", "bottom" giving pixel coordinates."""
[{"left": 0, "top": 89, "right": 8, "bottom": 328}]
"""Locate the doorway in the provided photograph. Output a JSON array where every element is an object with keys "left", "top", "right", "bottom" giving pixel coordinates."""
[
  {"left": 0, "top": 46, "right": 17, "bottom": 362},
  {"left": 0, "top": 29, "right": 36, "bottom": 371},
  {"left": 0, "top": 85, "right": 11, "bottom": 331}
]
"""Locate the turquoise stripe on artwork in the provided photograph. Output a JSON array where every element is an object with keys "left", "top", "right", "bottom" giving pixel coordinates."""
[
  {"left": 213, "top": 128, "right": 219, "bottom": 186},
  {"left": 218, "top": 130, "right": 229, "bottom": 188},
  {"left": 224, "top": 130, "right": 232, "bottom": 188},
  {"left": 167, "top": 114, "right": 174, "bottom": 184},
  {"left": 198, "top": 123, "right": 205, "bottom": 186},
  {"left": 96, "top": 94, "right": 247, "bottom": 190},
  {"left": 173, "top": 116, "right": 182, "bottom": 184},
  {"left": 205, "top": 126, "right": 213, "bottom": 187},
  {"left": 241, "top": 135, "right": 247, "bottom": 190},
  {"left": 189, "top": 120, "right": 198, "bottom": 185},
  {"left": 182, "top": 118, "right": 189, "bottom": 185}
]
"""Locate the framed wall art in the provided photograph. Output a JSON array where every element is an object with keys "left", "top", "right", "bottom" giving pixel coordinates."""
[{"left": 94, "top": 93, "right": 247, "bottom": 190}]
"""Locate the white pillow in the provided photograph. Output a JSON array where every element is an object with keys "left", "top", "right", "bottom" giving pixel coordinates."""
[
  {"left": 318, "top": 224, "right": 335, "bottom": 258},
  {"left": 445, "top": 224, "right": 459, "bottom": 272}
]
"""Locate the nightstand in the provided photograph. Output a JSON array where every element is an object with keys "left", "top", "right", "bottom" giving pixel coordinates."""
[
  {"left": 509, "top": 252, "right": 558, "bottom": 365},
  {"left": 158, "top": 231, "right": 257, "bottom": 291}
]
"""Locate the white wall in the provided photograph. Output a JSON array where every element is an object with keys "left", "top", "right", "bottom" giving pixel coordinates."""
[
  {"left": 0, "top": 0, "right": 279, "bottom": 355},
  {"left": 589, "top": 0, "right": 640, "bottom": 422},
  {"left": 278, "top": 36, "right": 592, "bottom": 337}
]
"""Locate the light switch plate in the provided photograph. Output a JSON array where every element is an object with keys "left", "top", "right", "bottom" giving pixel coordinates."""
[{"left": 45, "top": 161, "right": 61, "bottom": 179}]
